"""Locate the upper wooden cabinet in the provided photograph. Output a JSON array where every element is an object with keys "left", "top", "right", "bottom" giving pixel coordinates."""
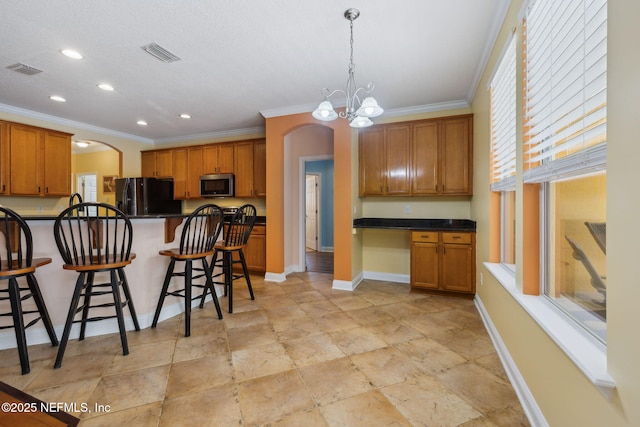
[
  {"left": 141, "top": 149, "right": 173, "bottom": 178},
  {"left": 7, "top": 123, "right": 72, "bottom": 197},
  {"left": 359, "top": 124, "right": 411, "bottom": 196},
  {"left": 173, "top": 146, "right": 203, "bottom": 199},
  {"left": 0, "top": 121, "right": 9, "bottom": 194},
  {"left": 203, "top": 143, "right": 234, "bottom": 174},
  {"left": 234, "top": 139, "right": 266, "bottom": 198},
  {"left": 359, "top": 114, "right": 473, "bottom": 196}
]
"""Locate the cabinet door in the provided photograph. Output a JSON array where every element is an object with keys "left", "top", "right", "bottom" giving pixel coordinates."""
[
  {"left": 141, "top": 151, "right": 156, "bottom": 177},
  {"left": 9, "top": 124, "right": 41, "bottom": 195},
  {"left": 440, "top": 116, "right": 472, "bottom": 195},
  {"left": 359, "top": 127, "right": 386, "bottom": 196},
  {"left": 43, "top": 130, "right": 71, "bottom": 196},
  {"left": 234, "top": 141, "right": 254, "bottom": 197},
  {"left": 441, "top": 243, "right": 473, "bottom": 293},
  {"left": 412, "top": 121, "right": 439, "bottom": 194},
  {"left": 253, "top": 140, "right": 266, "bottom": 197},
  {"left": 173, "top": 148, "right": 188, "bottom": 199},
  {"left": 245, "top": 225, "right": 266, "bottom": 271},
  {"left": 187, "top": 146, "right": 203, "bottom": 198},
  {"left": 155, "top": 150, "right": 173, "bottom": 178},
  {"left": 0, "top": 121, "right": 9, "bottom": 194},
  {"left": 218, "top": 143, "right": 234, "bottom": 174},
  {"left": 203, "top": 146, "right": 218, "bottom": 174},
  {"left": 410, "top": 241, "right": 439, "bottom": 290},
  {"left": 384, "top": 124, "right": 411, "bottom": 195}
]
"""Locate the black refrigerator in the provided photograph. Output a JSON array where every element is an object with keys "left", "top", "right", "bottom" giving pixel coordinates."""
[{"left": 115, "top": 177, "right": 182, "bottom": 215}]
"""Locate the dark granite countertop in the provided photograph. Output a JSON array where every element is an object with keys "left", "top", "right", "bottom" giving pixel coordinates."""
[{"left": 353, "top": 218, "right": 475, "bottom": 231}]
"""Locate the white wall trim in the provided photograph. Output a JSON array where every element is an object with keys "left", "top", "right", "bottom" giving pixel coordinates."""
[
  {"left": 332, "top": 272, "right": 363, "bottom": 291},
  {"left": 475, "top": 294, "right": 548, "bottom": 427},
  {"left": 362, "top": 271, "right": 410, "bottom": 284}
]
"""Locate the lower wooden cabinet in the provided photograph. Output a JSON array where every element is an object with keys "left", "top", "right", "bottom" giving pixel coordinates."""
[
  {"left": 232, "top": 224, "right": 266, "bottom": 273},
  {"left": 410, "top": 230, "right": 475, "bottom": 296}
]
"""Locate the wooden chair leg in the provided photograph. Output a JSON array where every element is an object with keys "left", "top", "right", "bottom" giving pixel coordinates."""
[
  {"left": 239, "top": 250, "right": 255, "bottom": 300},
  {"left": 55, "top": 273, "right": 86, "bottom": 369},
  {"left": 118, "top": 269, "right": 140, "bottom": 331},
  {"left": 79, "top": 272, "right": 94, "bottom": 341},
  {"left": 26, "top": 274, "right": 58, "bottom": 346},
  {"left": 184, "top": 260, "right": 192, "bottom": 337},
  {"left": 152, "top": 259, "right": 175, "bottom": 328},
  {"left": 8, "top": 278, "right": 29, "bottom": 375},
  {"left": 202, "top": 258, "right": 223, "bottom": 319},
  {"left": 110, "top": 270, "right": 129, "bottom": 356}
]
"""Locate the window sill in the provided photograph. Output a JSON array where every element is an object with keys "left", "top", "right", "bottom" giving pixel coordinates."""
[{"left": 484, "top": 262, "right": 616, "bottom": 398}]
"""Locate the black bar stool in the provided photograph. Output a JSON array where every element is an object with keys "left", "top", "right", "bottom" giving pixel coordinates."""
[
  {"left": 205, "top": 204, "right": 256, "bottom": 313},
  {"left": 152, "top": 204, "right": 224, "bottom": 336},
  {"left": 53, "top": 202, "right": 140, "bottom": 368},
  {"left": 0, "top": 207, "right": 58, "bottom": 374}
]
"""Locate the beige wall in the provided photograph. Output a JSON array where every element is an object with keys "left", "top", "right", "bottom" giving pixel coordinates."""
[
  {"left": 72, "top": 148, "right": 120, "bottom": 205},
  {"left": 471, "top": 1, "right": 640, "bottom": 426}
]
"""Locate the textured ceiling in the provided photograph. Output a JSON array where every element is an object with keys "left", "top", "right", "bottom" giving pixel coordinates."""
[{"left": 0, "top": 0, "right": 509, "bottom": 144}]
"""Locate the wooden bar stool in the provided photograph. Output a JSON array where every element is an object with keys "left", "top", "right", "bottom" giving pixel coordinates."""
[
  {"left": 0, "top": 207, "right": 58, "bottom": 374},
  {"left": 53, "top": 202, "right": 140, "bottom": 369},
  {"left": 152, "top": 204, "right": 224, "bottom": 337},
  {"left": 205, "top": 204, "right": 256, "bottom": 313}
]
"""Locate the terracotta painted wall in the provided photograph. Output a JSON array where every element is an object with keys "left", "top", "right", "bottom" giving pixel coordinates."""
[{"left": 265, "top": 112, "right": 355, "bottom": 283}]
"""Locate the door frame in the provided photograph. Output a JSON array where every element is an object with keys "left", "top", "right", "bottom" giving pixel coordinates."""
[
  {"left": 298, "top": 154, "right": 333, "bottom": 272},
  {"left": 305, "top": 173, "right": 321, "bottom": 251}
]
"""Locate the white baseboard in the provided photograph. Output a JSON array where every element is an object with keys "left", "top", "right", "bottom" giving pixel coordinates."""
[
  {"left": 265, "top": 271, "right": 288, "bottom": 282},
  {"left": 474, "top": 295, "right": 548, "bottom": 427},
  {"left": 362, "top": 271, "right": 410, "bottom": 284},
  {"left": 332, "top": 272, "right": 363, "bottom": 291}
]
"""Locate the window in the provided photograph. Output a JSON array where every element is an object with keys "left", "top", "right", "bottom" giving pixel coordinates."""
[
  {"left": 524, "top": 0, "right": 607, "bottom": 342},
  {"left": 490, "top": 34, "right": 516, "bottom": 270}
]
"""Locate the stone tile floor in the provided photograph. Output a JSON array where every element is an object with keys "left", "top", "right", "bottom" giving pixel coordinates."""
[{"left": 0, "top": 272, "right": 530, "bottom": 426}]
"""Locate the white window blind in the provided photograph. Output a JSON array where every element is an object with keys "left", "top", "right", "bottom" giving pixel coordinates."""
[
  {"left": 523, "top": 0, "right": 607, "bottom": 183},
  {"left": 490, "top": 35, "right": 517, "bottom": 191}
]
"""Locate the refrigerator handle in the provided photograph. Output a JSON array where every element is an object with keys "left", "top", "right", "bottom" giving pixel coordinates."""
[{"left": 120, "top": 179, "right": 130, "bottom": 214}]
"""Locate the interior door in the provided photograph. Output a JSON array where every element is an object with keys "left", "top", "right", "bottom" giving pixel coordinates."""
[
  {"left": 77, "top": 173, "right": 97, "bottom": 215},
  {"left": 305, "top": 174, "right": 318, "bottom": 251}
]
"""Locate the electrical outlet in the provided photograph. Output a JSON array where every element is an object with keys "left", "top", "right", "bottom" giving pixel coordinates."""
[{"left": 404, "top": 205, "right": 410, "bottom": 214}]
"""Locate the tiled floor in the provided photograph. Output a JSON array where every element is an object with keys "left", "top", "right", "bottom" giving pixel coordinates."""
[{"left": 0, "top": 273, "right": 530, "bottom": 426}]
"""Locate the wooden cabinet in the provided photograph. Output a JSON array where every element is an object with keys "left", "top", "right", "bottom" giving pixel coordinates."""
[
  {"left": 141, "top": 149, "right": 173, "bottom": 178},
  {"left": 359, "top": 114, "right": 473, "bottom": 196},
  {"left": 8, "top": 123, "right": 71, "bottom": 197},
  {"left": 203, "top": 143, "right": 234, "bottom": 174},
  {"left": 245, "top": 224, "right": 266, "bottom": 272},
  {"left": 234, "top": 139, "right": 266, "bottom": 198},
  {"left": 359, "top": 124, "right": 411, "bottom": 196},
  {"left": 0, "top": 121, "right": 9, "bottom": 194},
  {"left": 410, "top": 231, "right": 475, "bottom": 296},
  {"left": 172, "top": 146, "right": 203, "bottom": 199}
]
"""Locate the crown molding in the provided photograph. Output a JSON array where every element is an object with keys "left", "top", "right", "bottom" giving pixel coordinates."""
[
  {"left": 153, "top": 126, "right": 266, "bottom": 145},
  {"left": 0, "top": 103, "right": 155, "bottom": 144}
]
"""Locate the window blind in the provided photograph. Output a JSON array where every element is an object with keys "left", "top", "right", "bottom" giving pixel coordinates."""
[
  {"left": 490, "top": 35, "right": 517, "bottom": 191},
  {"left": 523, "top": 0, "right": 607, "bottom": 183}
]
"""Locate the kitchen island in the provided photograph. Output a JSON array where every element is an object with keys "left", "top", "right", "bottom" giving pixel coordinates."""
[{"left": 0, "top": 214, "right": 265, "bottom": 351}]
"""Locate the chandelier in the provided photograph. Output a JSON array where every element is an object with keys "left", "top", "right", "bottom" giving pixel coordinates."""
[{"left": 312, "top": 8, "right": 383, "bottom": 128}]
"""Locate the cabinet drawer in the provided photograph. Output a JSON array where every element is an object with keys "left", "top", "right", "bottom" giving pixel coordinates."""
[
  {"left": 442, "top": 232, "right": 472, "bottom": 244},
  {"left": 411, "top": 231, "right": 438, "bottom": 243}
]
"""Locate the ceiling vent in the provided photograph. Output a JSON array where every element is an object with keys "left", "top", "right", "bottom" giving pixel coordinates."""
[
  {"left": 141, "top": 43, "right": 181, "bottom": 63},
  {"left": 6, "top": 63, "right": 43, "bottom": 75}
]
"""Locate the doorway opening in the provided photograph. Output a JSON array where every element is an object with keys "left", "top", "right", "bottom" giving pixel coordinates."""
[
  {"left": 304, "top": 159, "right": 334, "bottom": 274},
  {"left": 76, "top": 173, "right": 98, "bottom": 215}
]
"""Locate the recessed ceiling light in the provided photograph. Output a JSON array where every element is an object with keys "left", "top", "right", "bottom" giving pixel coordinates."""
[
  {"left": 50, "top": 95, "right": 66, "bottom": 102},
  {"left": 180, "top": 114, "right": 191, "bottom": 119},
  {"left": 60, "top": 49, "right": 83, "bottom": 59},
  {"left": 137, "top": 120, "right": 148, "bottom": 126},
  {"left": 98, "top": 83, "right": 114, "bottom": 91},
  {"left": 75, "top": 140, "right": 90, "bottom": 148}
]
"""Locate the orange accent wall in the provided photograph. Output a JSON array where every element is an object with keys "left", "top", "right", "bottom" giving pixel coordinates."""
[{"left": 265, "top": 112, "right": 354, "bottom": 282}]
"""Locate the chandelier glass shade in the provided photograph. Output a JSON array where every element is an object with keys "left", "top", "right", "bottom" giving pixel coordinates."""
[{"left": 312, "top": 8, "right": 383, "bottom": 128}]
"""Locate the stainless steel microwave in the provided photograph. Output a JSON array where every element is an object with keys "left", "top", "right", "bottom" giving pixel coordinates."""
[{"left": 200, "top": 173, "right": 234, "bottom": 197}]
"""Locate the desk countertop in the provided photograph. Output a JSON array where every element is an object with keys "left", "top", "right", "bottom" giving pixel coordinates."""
[{"left": 353, "top": 218, "right": 476, "bottom": 231}]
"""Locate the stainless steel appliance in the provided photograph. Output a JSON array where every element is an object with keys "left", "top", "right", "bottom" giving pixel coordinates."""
[
  {"left": 200, "top": 173, "right": 234, "bottom": 197},
  {"left": 115, "top": 177, "right": 182, "bottom": 215}
]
